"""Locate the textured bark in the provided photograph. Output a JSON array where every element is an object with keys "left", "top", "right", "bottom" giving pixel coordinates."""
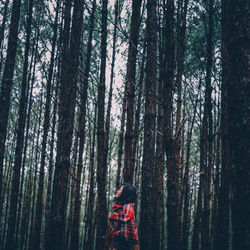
[
  {"left": 181, "top": 92, "right": 199, "bottom": 250},
  {"left": 32, "top": 1, "right": 59, "bottom": 248},
  {"left": 116, "top": 92, "right": 126, "bottom": 190},
  {"left": 224, "top": 1, "right": 250, "bottom": 249},
  {"left": 85, "top": 104, "right": 97, "bottom": 250},
  {"left": 95, "top": 0, "right": 108, "bottom": 249},
  {"left": 191, "top": 182, "right": 202, "bottom": 250},
  {"left": 175, "top": 0, "right": 188, "bottom": 188},
  {"left": 5, "top": 0, "right": 34, "bottom": 248},
  {"left": 200, "top": 1, "right": 214, "bottom": 249},
  {"left": 0, "top": 0, "right": 10, "bottom": 74},
  {"left": 163, "top": 1, "right": 180, "bottom": 250},
  {"left": 215, "top": 1, "right": 230, "bottom": 249},
  {"left": 139, "top": 0, "right": 157, "bottom": 248},
  {"left": 123, "top": 0, "right": 143, "bottom": 184},
  {"left": 131, "top": 41, "right": 146, "bottom": 179},
  {"left": 0, "top": 0, "right": 22, "bottom": 218},
  {"left": 153, "top": 60, "right": 164, "bottom": 250},
  {"left": 46, "top": 0, "right": 84, "bottom": 248},
  {"left": 29, "top": 94, "right": 43, "bottom": 250},
  {"left": 103, "top": 0, "right": 119, "bottom": 182},
  {"left": 70, "top": 1, "right": 96, "bottom": 248}
]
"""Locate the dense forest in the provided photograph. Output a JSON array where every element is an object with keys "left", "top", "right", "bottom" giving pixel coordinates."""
[{"left": 0, "top": 0, "right": 249, "bottom": 249}]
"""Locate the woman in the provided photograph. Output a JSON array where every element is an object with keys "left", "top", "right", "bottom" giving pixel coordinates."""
[{"left": 104, "top": 183, "right": 139, "bottom": 250}]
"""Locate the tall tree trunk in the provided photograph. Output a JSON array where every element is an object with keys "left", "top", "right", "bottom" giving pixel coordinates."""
[
  {"left": 85, "top": 104, "right": 97, "bottom": 250},
  {"left": 163, "top": 1, "right": 180, "bottom": 250},
  {"left": 0, "top": 0, "right": 22, "bottom": 218},
  {"left": 123, "top": 0, "right": 143, "bottom": 184},
  {"left": 224, "top": 1, "right": 250, "bottom": 249},
  {"left": 5, "top": 0, "right": 34, "bottom": 248},
  {"left": 70, "top": 0, "right": 96, "bottom": 247},
  {"left": 175, "top": 0, "right": 188, "bottom": 188},
  {"left": 0, "top": 0, "right": 10, "bottom": 74},
  {"left": 131, "top": 40, "right": 146, "bottom": 178},
  {"left": 46, "top": 0, "right": 84, "bottom": 248},
  {"left": 201, "top": 1, "right": 214, "bottom": 249},
  {"left": 139, "top": 0, "right": 157, "bottom": 248},
  {"left": 215, "top": 1, "right": 230, "bottom": 249},
  {"left": 116, "top": 92, "right": 126, "bottom": 190},
  {"left": 95, "top": 0, "right": 108, "bottom": 249},
  {"left": 103, "top": 0, "right": 119, "bottom": 182},
  {"left": 32, "top": 1, "right": 59, "bottom": 248}
]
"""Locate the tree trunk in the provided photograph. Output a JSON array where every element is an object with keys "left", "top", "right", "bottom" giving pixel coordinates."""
[
  {"left": 85, "top": 104, "right": 97, "bottom": 250},
  {"left": 224, "top": 1, "right": 250, "bottom": 249},
  {"left": 95, "top": 0, "right": 108, "bottom": 249},
  {"left": 0, "top": 0, "right": 22, "bottom": 218},
  {"left": 46, "top": 0, "right": 84, "bottom": 248},
  {"left": 163, "top": 1, "right": 180, "bottom": 250},
  {"left": 32, "top": 1, "right": 59, "bottom": 248},
  {"left": 70, "top": 0, "right": 96, "bottom": 247},
  {"left": 201, "top": 1, "right": 214, "bottom": 249},
  {"left": 139, "top": 0, "right": 157, "bottom": 248},
  {"left": 123, "top": 0, "right": 142, "bottom": 184},
  {"left": 5, "top": 0, "right": 34, "bottom": 248},
  {"left": 215, "top": 1, "right": 230, "bottom": 249},
  {"left": 0, "top": 0, "right": 10, "bottom": 74}
]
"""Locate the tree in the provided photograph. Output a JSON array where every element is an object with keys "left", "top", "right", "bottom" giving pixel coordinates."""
[
  {"left": 46, "top": 0, "right": 84, "bottom": 248},
  {"left": 95, "top": 0, "right": 109, "bottom": 249},
  {"left": 0, "top": 0, "right": 22, "bottom": 217},
  {"left": 123, "top": 0, "right": 143, "bottom": 184},
  {"left": 140, "top": 0, "right": 157, "bottom": 249},
  {"left": 223, "top": 1, "right": 250, "bottom": 249}
]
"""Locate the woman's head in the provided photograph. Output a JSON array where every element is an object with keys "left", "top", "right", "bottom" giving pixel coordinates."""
[{"left": 115, "top": 183, "right": 136, "bottom": 205}]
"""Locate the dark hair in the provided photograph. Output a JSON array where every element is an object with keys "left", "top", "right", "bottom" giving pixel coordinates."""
[{"left": 115, "top": 183, "right": 136, "bottom": 205}]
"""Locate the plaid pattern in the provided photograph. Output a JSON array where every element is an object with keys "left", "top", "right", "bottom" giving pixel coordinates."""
[{"left": 104, "top": 203, "right": 139, "bottom": 250}]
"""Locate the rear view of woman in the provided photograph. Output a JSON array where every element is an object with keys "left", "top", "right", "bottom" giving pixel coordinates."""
[{"left": 104, "top": 183, "right": 139, "bottom": 250}]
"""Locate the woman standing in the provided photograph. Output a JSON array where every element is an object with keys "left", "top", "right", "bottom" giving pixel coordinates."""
[{"left": 104, "top": 184, "right": 139, "bottom": 250}]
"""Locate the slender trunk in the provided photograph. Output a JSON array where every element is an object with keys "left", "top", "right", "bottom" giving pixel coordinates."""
[
  {"left": 32, "top": 2, "right": 59, "bottom": 248},
  {"left": 0, "top": 0, "right": 22, "bottom": 219},
  {"left": 140, "top": 0, "right": 157, "bottom": 248},
  {"left": 225, "top": 1, "right": 250, "bottom": 249},
  {"left": 116, "top": 92, "right": 126, "bottom": 190},
  {"left": 103, "top": 0, "right": 119, "bottom": 180},
  {"left": 29, "top": 93, "right": 43, "bottom": 250},
  {"left": 96, "top": 0, "right": 108, "bottom": 248},
  {"left": 163, "top": 1, "right": 180, "bottom": 250},
  {"left": 175, "top": 0, "right": 188, "bottom": 193},
  {"left": 131, "top": 40, "right": 146, "bottom": 176},
  {"left": 5, "top": 0, "right": 34, "bottom": 248},
  {"left": 71, "top": 2, "right": 96, "bottom": 248},
  {"left": 46, "top": 0, "right": 84, "bottom": 248},
  {"left": 215, "top": 1, "right": 230, "bottom": 249},
  {"left": 201, "top": 1, "right": 214, "bottom": 249},
  {"left": 85, "top": 105, "right": 97, "bottom": 250},
  {"left": 0, "top": 0, "right": 10, "bottom": 74},
  {"left": 123, "top": 0, "right": 143, "bottom": 184}
]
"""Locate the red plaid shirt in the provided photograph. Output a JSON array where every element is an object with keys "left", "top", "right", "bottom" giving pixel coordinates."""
[{"left": 104, "top": 202, "right": 139, "bottom": 250}]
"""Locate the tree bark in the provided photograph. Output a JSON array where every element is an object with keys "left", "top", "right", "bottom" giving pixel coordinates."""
[
  {"left": 4, "top": 0, "right": 34, "bottom": 248},
  {"left": 32, "top": 1, "right": 59, "bottom": 248},
  {"left": 70, "top": 1, "right": 96, "bottom": 248},
  {"left": 123, "top": 0, "right": 143, "bottom": 184},
  {"left": 224, "top": 1, "right": 250, "bottom": 249},
  {"left": 0, "top": 0, "right": 22, "bottom": 218},
  {"left": 139, "top": 0, "right": 157, "bottom": 248},
  {"left": 95, "top": 0, "right": 108, "bottom": 249},
  {"left": 163, "top": 1, "right": 180, "bottom": 250},
  {"left": 215, "top": 1, "right": 230, "bottom": 249},
  {"left": 46, "top": 0, "right": 84, "bottom": 248}
]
